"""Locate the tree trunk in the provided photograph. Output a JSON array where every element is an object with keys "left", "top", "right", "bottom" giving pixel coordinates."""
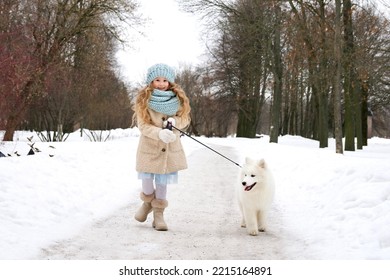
[
  {"left": 236, "top": 96, "right": 258, "bottom": 138},
  {"left": 3, "top": 78, "right": 35, "bottom": 141},
  {"left": 343, "top": 0, "right": 356, "bottom": 151},
  {"left": 318, "top": 92, "right": 328, "bottom": 148},
  {"left": 361, "top": 78, "right": 369, "bottom": 146},
  {"left": 317, "top": 0, "right": 328, "bottom": 148},
  {"left": 270, "top": 2, "right": 282, "bottom": 143},
  {"left": 334, "top": 0, "right": 344, "bottom": 154},
  {"left": 3, "top": 115, "right": 19, "bottom": 141},
  {"left": 354, "top": 78, "right": 363, "bottom": 149}
]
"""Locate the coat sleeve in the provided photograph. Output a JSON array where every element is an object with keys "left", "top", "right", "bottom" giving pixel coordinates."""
[{"left": 137, "top": 117, "right": 161, "bottom": 141}]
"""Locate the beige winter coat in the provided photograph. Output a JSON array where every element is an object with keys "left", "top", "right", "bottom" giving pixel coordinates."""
[{"left": 136, "top": 108, "right": 190, "bottom": 174}]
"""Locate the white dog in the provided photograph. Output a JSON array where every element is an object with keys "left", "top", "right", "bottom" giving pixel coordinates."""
[{"left": 238, "top": 157, "right": 275, "bottom": 236}]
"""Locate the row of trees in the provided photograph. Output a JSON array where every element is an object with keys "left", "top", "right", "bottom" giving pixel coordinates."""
[
  {"left": 0, "top": 0, "right": 138, "bottom": 141},
  {"left": 179, "top": 0, "right": 390, "bottom": 152},
  {"left": 2, "top": 0, "right": 389, "bottom": 154}
]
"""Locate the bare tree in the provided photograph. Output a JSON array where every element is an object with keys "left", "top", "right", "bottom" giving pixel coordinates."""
[
  {"left": 342, "top": 0, "right": 358, "bottom": 151},
  {"left": 1, "top": 0, "right": 138, "bottom": 141},
  {"left": 334, "top": 0, "right": 344, "bottom": 154},
  {"left": 270, "top": 1, "right": 283, "bottom": 143}
]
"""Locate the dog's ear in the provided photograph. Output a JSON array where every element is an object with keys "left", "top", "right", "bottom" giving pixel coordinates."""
[
  {"left": 245, "top": 157, "right": 253, "bottom": 164},
  {"left": 258, "top": 158, "right": 266, "bottom": 168}
]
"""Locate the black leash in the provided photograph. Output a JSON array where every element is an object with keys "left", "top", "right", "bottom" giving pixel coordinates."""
[{"left": 168, "top": 123, "right": 242, "bottom": 168}]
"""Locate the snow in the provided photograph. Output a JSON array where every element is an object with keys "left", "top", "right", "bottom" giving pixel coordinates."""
[{"left": 1, "top": 129, "right": 390, "bottom": 260}]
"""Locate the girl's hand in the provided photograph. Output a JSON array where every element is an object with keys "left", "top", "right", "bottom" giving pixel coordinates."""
[
  {"left": 163, "top": 117, "right": 176, "bottom": 129},
  {"left": 159, "top": 129, "right": 176, "bottom": 143}
]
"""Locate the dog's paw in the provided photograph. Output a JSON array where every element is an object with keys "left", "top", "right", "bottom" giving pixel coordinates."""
[
  {"left": 247, "top": 226, "right": 258, "bottom": 236},
  {"left": 241, "top": 222, "right": 246, "bottom": 228},
  {"left": 248, "top": 230, "right": 258, "bottom": 236},
  {"left": 259, "top": 227, "right": 266, "bottom": 232}
]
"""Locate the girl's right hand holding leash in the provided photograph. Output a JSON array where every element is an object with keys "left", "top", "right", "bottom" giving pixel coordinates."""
[
  {"left": 159, "top": 129, "right": 176, "bottom": 143},
  {"left": 163, "top": 117, "right": 175, "bottom": 130}
]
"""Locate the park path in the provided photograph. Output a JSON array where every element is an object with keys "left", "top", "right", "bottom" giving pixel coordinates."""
[{"left": 37, "top": 144, "right": 303, "bottom": 260}]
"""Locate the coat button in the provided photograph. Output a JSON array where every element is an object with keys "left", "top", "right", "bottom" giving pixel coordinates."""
[{"left": 161, "top": 148, "right": 166, "bottom": 152}]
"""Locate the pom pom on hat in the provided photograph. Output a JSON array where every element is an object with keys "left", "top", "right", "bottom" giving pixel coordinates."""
[{"left": 146, "top": 63, "right": 176, "bottom": 85}]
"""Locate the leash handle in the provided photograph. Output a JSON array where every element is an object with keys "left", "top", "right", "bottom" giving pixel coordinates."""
[
  {"left": 166, "top": 121, "right": 173, "bottom": 131},
  {"left": 171, "top": 125, "right": 241, "bottom": 168}
]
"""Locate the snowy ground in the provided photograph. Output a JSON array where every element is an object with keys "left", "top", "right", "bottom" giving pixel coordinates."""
[{"left": 1, "top": 128, "right": 390, "bottom": 261}]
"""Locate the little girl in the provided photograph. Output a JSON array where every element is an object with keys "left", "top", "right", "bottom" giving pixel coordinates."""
[{"left": 133, "top": 63, "right": 191, "bottom": 231}]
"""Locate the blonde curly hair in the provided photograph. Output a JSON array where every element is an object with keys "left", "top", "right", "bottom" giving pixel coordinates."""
[{"left": 132, "top": 82, "right": 191, "bottom": 126}]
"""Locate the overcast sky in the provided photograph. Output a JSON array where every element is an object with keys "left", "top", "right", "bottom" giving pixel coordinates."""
[{"left": 116, "top": 0, "right": 205, "bottom": 85}]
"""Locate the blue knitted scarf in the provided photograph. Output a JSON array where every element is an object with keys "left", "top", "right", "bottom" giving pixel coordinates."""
[{"left": 148, "top": 89, "right": 179, "bottom": 116}]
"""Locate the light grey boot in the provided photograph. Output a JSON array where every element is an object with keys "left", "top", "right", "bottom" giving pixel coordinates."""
[
  {"left": 134, "top": 192, "right": 154, "bottom": 222},
  {"left": 151, "top": 199, "right": 168, "bottom": 231}
]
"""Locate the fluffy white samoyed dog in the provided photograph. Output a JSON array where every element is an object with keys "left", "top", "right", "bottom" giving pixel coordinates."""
[{"left": 238, "top": 157, "right": 275, "bottom": 236}]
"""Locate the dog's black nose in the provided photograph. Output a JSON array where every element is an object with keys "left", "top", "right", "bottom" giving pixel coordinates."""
[{"left": 242, "top": 182, "right": 246, "bottom": 186}]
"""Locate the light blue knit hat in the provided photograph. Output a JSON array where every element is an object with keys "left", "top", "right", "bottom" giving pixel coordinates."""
[{"left": 145, "top": 63, "right": 176, "bottom": 85}]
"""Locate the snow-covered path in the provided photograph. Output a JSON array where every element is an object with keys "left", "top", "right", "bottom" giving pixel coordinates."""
[{"left": 36, "top": 145, "right": 299, "bottom": 260}]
